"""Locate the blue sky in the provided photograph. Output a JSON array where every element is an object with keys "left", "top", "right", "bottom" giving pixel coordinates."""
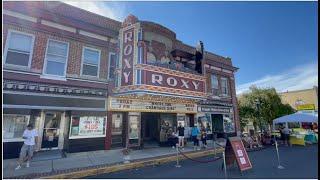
[{"left": 65, "top": 1, "right": 318, "bottom": 94}]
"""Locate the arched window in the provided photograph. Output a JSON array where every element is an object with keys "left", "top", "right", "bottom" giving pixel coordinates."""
[
  {"left": 147, "top": 52, "right": 156, "bottom": 63},
  {"left": 160, "top": 56, "right": 170, "bottom": 64}
]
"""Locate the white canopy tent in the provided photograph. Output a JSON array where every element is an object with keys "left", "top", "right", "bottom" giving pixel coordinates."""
[{"left": 273, "top": 112, "right": 318, "bottom": 128}]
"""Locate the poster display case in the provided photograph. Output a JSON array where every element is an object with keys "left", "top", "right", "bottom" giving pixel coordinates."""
[
  {"left": 197, "top": 113, "right": 213, "bottom": 134},
  {"left": 127, "top": 112, "right": 141, "bottom": 148}
]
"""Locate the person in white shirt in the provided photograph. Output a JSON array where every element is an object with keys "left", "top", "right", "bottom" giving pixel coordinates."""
[{"left": 15, "top": 124, "right": 38, "bottom": 170}]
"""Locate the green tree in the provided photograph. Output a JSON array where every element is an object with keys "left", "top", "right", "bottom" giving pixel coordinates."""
[{"left": 238, "top": 86, "right": 295, "bottom": 133}]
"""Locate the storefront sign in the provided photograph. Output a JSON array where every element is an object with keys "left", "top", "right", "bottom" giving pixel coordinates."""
[
  {"left": 228, "top": 137, "right": 252, "bottom": 171},
  {"left": 199, "top": 100, "right": 233, "bottom": 107},
  {"left": 198, "top": 106, "right": 231, "bottom": 113},
  {"left": 297, "top": 104, "right": 315, "bottom": 110},
  {"left": 145, "top": 71, "right": 205, "bottom": 93},
  {"left": 109, "top": 97, "right": 197, "bottom": 113},
  {"left": 79, "top": 117, "right": 104, "bottom": 136},
  {"left": 121, "top": 27, "right": 134, "bottom": 86}
]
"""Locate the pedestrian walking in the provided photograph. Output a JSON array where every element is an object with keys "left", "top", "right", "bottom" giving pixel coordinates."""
[
  {"left": 200, "top": 126, "right": 207, "bottom": 148},
  {"left": 15, "top": 124, "right": 38, "bottom": 170},
  {"left": 282, "top": 126, "right": 291, "bottom": 146},
  {"left": 191, "top": 125, "right": 200, "bottom": 150},
  {"left": 177, "top": 122, "right": 185, "bottom": 150}
]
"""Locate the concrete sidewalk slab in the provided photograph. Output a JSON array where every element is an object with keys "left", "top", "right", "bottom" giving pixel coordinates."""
[{"left": 3, "top": 140, "right": 223, "bottom": 179}]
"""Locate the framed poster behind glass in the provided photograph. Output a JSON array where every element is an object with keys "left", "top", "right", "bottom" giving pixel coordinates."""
[{"left": 127, "top": 113, "right": 140, "bottom": 147}]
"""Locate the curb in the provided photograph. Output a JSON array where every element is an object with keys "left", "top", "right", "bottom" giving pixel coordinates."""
[{"left": 39, "top": 147, "right": 224, "bottom": 179}]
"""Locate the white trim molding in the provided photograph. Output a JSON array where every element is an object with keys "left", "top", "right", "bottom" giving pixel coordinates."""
[
  {"left": 41, "top": 20, "right": 77, "bottom": 33},
  {"left": 4, "top": 29, "right": 36, "bottom": 69},
  {"left": 3, "top": 10, "right": 37, "bottom": 23},
  {"left": 79, "top": 30, "right": 109, "bottom": 42},
  {"left": 80, "top": 46, "right": 101, "bottom": 78},
  {"left": 42, "top": 39, "right": 70, "bottom": 79}
]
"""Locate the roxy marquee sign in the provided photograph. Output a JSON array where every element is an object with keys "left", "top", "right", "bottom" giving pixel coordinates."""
[
  {"left": 145, "top": 71, "right": 205, "bottom": 93},
  {"left": 121, "top": 27, "right": 134, "bottom": 86},
  {"left": 109, "top": 98, "right": 197, "bottom": 113}
]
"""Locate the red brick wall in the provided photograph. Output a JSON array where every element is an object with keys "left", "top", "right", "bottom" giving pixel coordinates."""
[
  {"left": 105, "top": 111, "right": 113, "bottom": 150},
  {"left": 3, "top": 23, "right": 113, "bottom": 80}
]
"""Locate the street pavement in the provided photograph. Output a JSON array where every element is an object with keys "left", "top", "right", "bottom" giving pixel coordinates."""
[{"left": 87, "top": 144, "right": 318, "bottom": 179}]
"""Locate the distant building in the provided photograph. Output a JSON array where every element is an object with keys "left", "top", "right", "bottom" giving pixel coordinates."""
[{"left": 279, "top": 86, "right": 318, "bottom": 112}]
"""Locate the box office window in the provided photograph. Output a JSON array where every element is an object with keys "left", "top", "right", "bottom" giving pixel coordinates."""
[
  {"left": 5, "top": 30, "right": 35, "bottom": 67},
  {"left": 44, "top": 40, "right": 69, "bottom": 76},
  {"left": 3, "top": 114, "right": 30, "bottom": 141},
  {"left": 82, "top": 47, "right": 100, "bottom": 77},
  {"left": 70, "top": 116, "right": 106, "bottom": 138}
]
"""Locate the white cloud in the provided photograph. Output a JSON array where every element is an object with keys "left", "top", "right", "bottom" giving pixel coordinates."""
[
  {"left": 236, "top": 62, "right": 318, "bottom": 95},
  {"left": 62, "top": 1, "right": 128, "bottom": 21}
]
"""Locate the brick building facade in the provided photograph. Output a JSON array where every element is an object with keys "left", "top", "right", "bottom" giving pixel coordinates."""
[{"left": 3, "top": 1, "right": 239, "bottom": 158}]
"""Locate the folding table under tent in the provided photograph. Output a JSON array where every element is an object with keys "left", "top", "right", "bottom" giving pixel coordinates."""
[{"left": 273, "top": 112, "right": 318, "bottom": 145}]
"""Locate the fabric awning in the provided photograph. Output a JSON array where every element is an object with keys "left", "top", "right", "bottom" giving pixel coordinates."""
[{"left": 273, "top": 112, "right": 318, "bottom": 125}]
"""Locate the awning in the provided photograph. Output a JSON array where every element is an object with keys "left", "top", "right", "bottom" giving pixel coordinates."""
[{"left": 273, "top": 112, "right": 318, "bottom": 125}]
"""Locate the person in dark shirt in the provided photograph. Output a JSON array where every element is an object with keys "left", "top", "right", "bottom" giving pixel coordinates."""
[{"left": 177, "top": 122, "right": 185, "bottom": 149}]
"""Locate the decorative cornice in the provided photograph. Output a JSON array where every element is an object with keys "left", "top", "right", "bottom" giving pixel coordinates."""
[{"left": 3, "top": 80, "right": 107, "bottom": 97}]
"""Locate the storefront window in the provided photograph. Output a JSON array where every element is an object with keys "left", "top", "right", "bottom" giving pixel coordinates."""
[
  {"left": 70, "top": 116, "right": 106, "bottom": 138},
  {"left": 3, "top": 114, "right": 29, "bottom": 140},
  {"left": 223, "top": 114, "right": 235, "bottom": 133},
  {"left": 220, "top": 77, "right": 229, "bottom": 96}
]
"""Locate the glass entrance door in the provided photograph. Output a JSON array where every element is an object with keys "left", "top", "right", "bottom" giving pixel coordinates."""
[{"left": 41, "top": 112, "right": 61, "bottom": 149}]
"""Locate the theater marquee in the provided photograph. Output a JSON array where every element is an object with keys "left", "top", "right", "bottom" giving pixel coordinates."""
[
  {"left": 108, "top": 97, "right": 197, "bottom": 113},
  {"left": 145, "top": 71, "right": 205, "bottom": 93}
]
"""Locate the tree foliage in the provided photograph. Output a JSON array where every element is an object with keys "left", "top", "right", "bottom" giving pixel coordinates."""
[{"left": 238, "top": 86, "right": 295, "bottom": 132}]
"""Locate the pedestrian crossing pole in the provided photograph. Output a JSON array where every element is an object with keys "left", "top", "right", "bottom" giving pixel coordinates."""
[
  {"left": 175, "top": 143, "right": 181, "bottom": 168},
  {"left": 275, "top": 140, "right": 285, "bottom": 169},
  {"left": 213, "top": 141, "right": 216, "bottom": 157},
  {"left": 222, "top": 151, "right": 227, "bottom": 178}
]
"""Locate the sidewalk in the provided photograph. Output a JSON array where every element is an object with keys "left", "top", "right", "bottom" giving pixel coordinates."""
[{"left": 3, "top": 140, "right": 225, "bottom": 179}]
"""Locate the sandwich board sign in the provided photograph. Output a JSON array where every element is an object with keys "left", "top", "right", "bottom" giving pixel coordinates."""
[{"left": 225, "top": 136, "right": 252, "bottom": 171}]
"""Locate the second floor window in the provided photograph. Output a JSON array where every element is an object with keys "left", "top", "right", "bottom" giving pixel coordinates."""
[
  {"left": 211, "top": 74, "right": 219, "bottom": 96},
  {"left": 108, "top": 53, "right": 117, "bottom": 79},
  {"left": 82, "top": 47, "right": 100, "bottom": 77},
  {"left": 211, "top": 74, "right": 219, "bottom": 89},
  {"left": 220, "top": 77, "right": 229, "bottom": 96},
  {"left": 5, "top": 30, "right": 35, "bottom": 67},
  {"left": 44, "top": 40, "right": 69, "bottom": 77}
]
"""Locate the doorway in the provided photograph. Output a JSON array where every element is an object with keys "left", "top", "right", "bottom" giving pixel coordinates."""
[
  {"left": 111, "top": 113, "right": 126, "bottom": 148},
  {"left": 41, "top": 112, "right": 61, "bottom": 150},
  {"left": 212, "top": 114, "right": 224, "bottom": 138},
  {"left": 141, "top": 113, "right": 160, "bottom": 148}
]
